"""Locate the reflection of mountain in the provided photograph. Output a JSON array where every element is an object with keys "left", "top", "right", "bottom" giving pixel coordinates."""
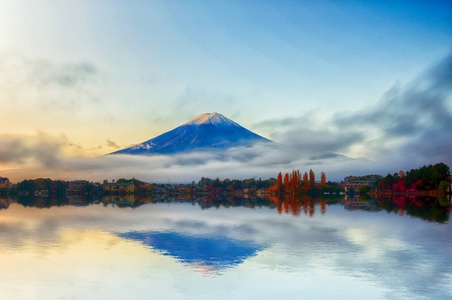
[{"left": 117, "top": 231, "right": 264, "bottom": 271}]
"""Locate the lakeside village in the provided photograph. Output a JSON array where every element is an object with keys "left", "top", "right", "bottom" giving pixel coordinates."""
[{"left": 0, "top": 163, "right": 451, "bottom": 211}]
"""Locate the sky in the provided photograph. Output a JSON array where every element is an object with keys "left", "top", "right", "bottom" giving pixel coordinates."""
[{"left": 0, "top": 0, "right": 451, "bottom": 182}]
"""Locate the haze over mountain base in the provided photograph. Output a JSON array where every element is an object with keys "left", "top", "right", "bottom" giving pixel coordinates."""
[{"left": 1, "top": 139, "right": 414, "bottom": 184}]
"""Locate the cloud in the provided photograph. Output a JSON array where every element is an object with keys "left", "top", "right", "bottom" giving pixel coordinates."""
[
  {"left": 1, "top": 53, "right": 450, "bottom": 183},
  {"left": 334, "top": 52, "right": 452, "bottom": 162},
  {"left": 0, "top": 134, "right": 62, "bottom": 167},
  {"left": 0, "top": 133, "right": 111, "bottom": 169},
  {"left": 28, "top": 60, "right": 97, "bottom": 88},
  {"left": 253, "top": 112, "right": 365, "bottom": 157},
  {"left": 0, "top": 137, "right": 371, "bottom": 183},
  {"left": 106, "top": 139, "right": 121, "bottom": 149},
  {"left": 0, "top": 53, "right": 100, "bottom": 111},
  {"left": 0, "top": 138, "right": 32, "bottom": 164},
  {"left": 253, "top": 52, "right": 452, "bottom": 170}
]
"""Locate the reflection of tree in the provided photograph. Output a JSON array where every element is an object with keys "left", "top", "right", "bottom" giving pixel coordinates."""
[
  {"left": 277, "top": 200, "right": 282, "bottom": 215},
  {"left": 320, "top": 201, "right": 326, "bottom": 215},
  {"left": 341, "top": 193, "right": 451, "bottom": 223},
  {"left": 0, "top": 197, "right": 12, "bottom": 210},
  {"left": 269, "top": 193, "right": 330, "bottom": 217},
  {"left": 284, "top": 196, "right": 290, "bottom": 215},
  {"left": 380, "top": 196, "right": 450, "bottom": 223},
  {"left": 7, "top": 192, "right": 450, "bottom": 223},
  {"left": 15, "top": 195, "right": 98, "bottom": 208},
  {"left": 309, "top": 201, "right": 315, "bottom": 217}
]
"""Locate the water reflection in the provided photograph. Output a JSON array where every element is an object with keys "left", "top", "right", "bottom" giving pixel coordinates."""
[
  {"left": 268, "top": 193, "right": 451, "bottom": 223},
  {"left": 1, "top": 193, "right": 450, "bottom": 223},
  {"left": 376, "top": 195, "right": 451, "bottom": 223},
  {"left": 0, "top": 195, "right": 451, "bottom": 299}
]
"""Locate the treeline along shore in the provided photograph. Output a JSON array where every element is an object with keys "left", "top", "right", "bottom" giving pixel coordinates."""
[
  {"left": 0, "top": 163, "right": 450, "bottom": 200},
  {"left": 0, "top": 164, "right": 450, "bottom": 223}
]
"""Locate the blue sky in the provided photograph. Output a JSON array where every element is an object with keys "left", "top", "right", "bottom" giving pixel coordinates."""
[{"left": 0, "top": 0, "right": 451, "bottom": 181}]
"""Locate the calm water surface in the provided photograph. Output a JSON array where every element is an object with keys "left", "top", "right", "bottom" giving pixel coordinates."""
[{"left": 0, "top": 196, "right": 451, "bottom": 299}]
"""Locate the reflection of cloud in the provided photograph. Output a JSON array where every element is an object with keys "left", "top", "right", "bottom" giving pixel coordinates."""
[
  {"left": 0, "top": 202, "right": 451, "bottom": 299},
  {"left": 117, "top": 231, "right": 264, "bottom": 272}
]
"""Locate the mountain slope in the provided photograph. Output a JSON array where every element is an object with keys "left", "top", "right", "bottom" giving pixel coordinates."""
[{"left": 112, "top": 112, "right": 272, "bottom": 155}]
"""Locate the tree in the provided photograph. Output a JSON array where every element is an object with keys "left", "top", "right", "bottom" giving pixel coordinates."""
[
  {"left": 303, "top": 172, "right": 308, "bottom": 186},
  {"left": 284, "top": 173, "right": 290, "bottom": 192},
  {"left": 309, "top": 169, "right": 315, "bottom": 186},
  {"left": 277, "top": 172, "right": 282, "bottom": 187},
  {"left": 438, "top": 180, "right": 450, "bottom": 195},
  {"left": 292, "top": 170, "right": 299, "bottom": 195},
  {"left": 358, "top": 185, "right": 371, "bottom": 194},
  {"left": 432, "top": 163, "right": 450, "bottom": 188},
  {"left": 276, "top": 172, "right": 283, "bottom": 195},
  {"left": 320, "top": 172, "right": 326, "bottom": 186},
  {"left": 380, "top": 163, "right": 450, "bottom": 191},
  {"left": 380, "top": 173, "right": 395, "bottom": 189}
]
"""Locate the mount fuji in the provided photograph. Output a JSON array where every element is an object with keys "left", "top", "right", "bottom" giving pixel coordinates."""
[{"left": 111, "top": 112, "right": 272, "bottom": 155}]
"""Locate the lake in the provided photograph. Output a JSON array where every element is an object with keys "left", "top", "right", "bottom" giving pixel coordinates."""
[{"left": 0, "top": 196, "right": 451, "bottom": 299}]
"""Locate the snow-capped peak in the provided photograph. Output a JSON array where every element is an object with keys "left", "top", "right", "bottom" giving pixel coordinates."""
[
  {"left": 182, "top": 112, "right": 241, "bottom": 127},
  {"left": 111, "top": 112, "right": 272, "bottom": 155}
]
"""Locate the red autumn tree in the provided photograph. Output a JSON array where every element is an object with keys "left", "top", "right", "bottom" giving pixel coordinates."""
[
  {"left": 277, "top": 172, "right": 283, "bottom": 194},
  {"left": 284, "top": 173, "right": 290, "bottom": 192},
  {"left": 303, "top": 172, "right": 308, "bottom": 186},
  {"left": 292, "top": 169, "right": 299, "bottom": 195},
  {"left": 320, "top": 172, "right": 326, "bottom": 186},
  {"left": 309, "top": 169, "right": 315, "bottom": 186}
]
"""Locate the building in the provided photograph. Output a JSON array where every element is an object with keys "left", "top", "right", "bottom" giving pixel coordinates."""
[
  {"left": 103, "top": 180, "right": 135, "bottom": 193},
  {"left": 344, "top": 180, "right": 374, "bottom": 192},
  {"left": 68, "top": 180, "right": 91, "bottom": 194},
  {"left": 0, "top": 177, "right": 10, "bottom": 189}
]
